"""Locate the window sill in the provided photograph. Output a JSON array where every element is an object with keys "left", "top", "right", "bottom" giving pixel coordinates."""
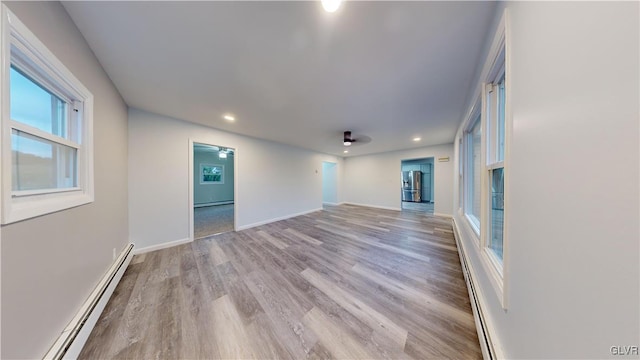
[
  {"left": 2, "top": 190, "right": 93, "bottom": 224},
  {"left": 464, "top": 213, "right": 481, "bottom": 237}
]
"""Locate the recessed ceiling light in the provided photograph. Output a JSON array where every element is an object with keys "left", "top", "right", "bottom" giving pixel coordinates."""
[
  {"left": 343, "top": 150, "right": 349, "bottom": 154},
  {"left": 322, "top": 0, "right": 342, "bottom": 13},
  {"left": 223, "top": 114, "right": 235, "bottom": 121},
  {"left": 413, "top": 137, "right": 421, "bottom": 142}
]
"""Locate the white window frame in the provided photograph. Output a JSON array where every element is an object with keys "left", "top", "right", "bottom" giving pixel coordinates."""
[
  {"left": 483, "top": 62, "right": 506, "bottom": 272},
  {"left": 463, "top": 102, "right": 482, "bottom": 236},
  {"left": 478, "top": 9, "right": 509, "bottom": 309},
  {"left": 457, "top": 137, "right": 463, "bottom": 211},
  {"left": 458, "top": 9, "right": 510, "bottom": 309},
  {"left": 0, "top": 5, "right": 94, "bottom": 224}
]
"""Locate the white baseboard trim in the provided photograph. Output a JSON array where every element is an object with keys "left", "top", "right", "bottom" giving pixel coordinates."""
[
  {"left": 322, "top": 202, "right": 340, "bottom": 206},
  {"left": 43, "top": 243, "right": 134, "bottom": 360},
  {"left": 194, "top": 201, "right": 234, "bottom": 208},
  {"left": 343, "top": 202, "right": 401, "bottom": 212},
  {"left": 236, "top": 208, "right": 323, "bottom": 231},
  {"left": 133, "top": 237, "right": 191, "bottom": 255},
  {"left": 452, "top": 219, "right": 504, "bottom": 360},
  {"left": 433, "top": 212, "right": 453, "bottom": 219}
]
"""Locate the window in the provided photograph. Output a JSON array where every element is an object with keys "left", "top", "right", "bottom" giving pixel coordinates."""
[
  {"left": 485, "top": 52, "right": 506, "bottom": 265},
  {"left": 458, "top": 137, "right": 463, "bottom": 210},
  {"left": 464, "top": 111, "right": 482, "bottom": 232},
  {"left": 200, "top": 164, "right": 224, "bottom": 184},
  {"left": 458, "top": 9, "right": 508, "bottom": 307},
  {"left": 1, "top": 5, "right": 94, "bottom": 224}
]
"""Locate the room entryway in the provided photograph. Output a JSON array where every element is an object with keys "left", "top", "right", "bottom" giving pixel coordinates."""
[
  {"left": 401, "top": 157, "right": 434, "bottom": 214},
  {"left": 192, "top": 142, "right": 235, "bottom": 238},
  {"left": 322, "top": 161, "right": 338, "bottom": 205}
]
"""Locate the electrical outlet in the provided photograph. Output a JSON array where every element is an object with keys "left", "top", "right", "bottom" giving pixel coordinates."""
[{"left": 112, "top": 248, "right": 117, "bottom": 261}]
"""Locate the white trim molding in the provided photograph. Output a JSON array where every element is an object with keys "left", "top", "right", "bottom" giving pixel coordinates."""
[
  {"left": 433, "top": 212, "right": 453, "bottom": 219},
  {"left": 133, "top": 237, "right": 191, "bottom": 255},
  {"left": 343, "top": 202, "right": 401, "bottom": 212},
  {"left": 194, "top": 200, "right": 234, "bottom": 208},
  {"left": 43, "top": 244, "right": 134, "bottom": 360},
  {"left": 453, "top": 219, "right": 504, "bottom": 360}
]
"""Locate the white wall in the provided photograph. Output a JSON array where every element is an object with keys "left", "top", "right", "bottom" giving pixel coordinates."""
[
  {"left": 1, "top": 2, "right": 129, "bottom": 358},
  {"left": 129, "top": 108, "right": 343, "bottom": 251},
  {"left": 344, "top": 144, "right": 454, "bottom": 216},
  {"left": 453, "top": 2, "right": 639, "bottom": 359},
  {"left": 322, "top": 162, "right": 338, "bottom": 204}
]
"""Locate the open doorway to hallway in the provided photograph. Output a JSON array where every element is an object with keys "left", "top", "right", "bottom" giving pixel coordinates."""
[
  {"left": 322, "top": 161, "right": 338, "bottom": 206},
  {"left": 192, "top": 142, "right": 235, "bottom": 238},
  {"left": 401, "top": 157, "right": 434, "bottom": 214}
]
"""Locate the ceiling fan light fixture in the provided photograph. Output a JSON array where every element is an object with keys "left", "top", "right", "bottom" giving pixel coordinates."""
[{"left": 343, "top": 130, "right": 354, "bottom": 146}]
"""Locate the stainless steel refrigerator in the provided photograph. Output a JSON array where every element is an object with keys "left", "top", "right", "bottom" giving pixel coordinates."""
[{"left": 401, "top": 171, "right": 422, "bottom": 202}]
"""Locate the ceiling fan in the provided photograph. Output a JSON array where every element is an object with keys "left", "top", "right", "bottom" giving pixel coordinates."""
[
  {"left": 343, "top": 131, "right": 355, "bottom": 146},
  {"left": 342, "top": 131, "right": 372, "bottom": 147}
]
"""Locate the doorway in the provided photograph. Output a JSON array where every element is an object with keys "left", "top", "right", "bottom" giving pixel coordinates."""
[
  {"left": 322, "top": 161, "right": 338, "bottom": 206},
  {"left": 192, "top": 142, "right": 235, "bottom": 239},
  {"left": 400, "top": 157, "right": 434, "bottom": 214}
]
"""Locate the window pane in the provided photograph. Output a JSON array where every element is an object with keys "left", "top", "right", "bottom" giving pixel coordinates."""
[
  {"left": 490, "top": 167, "right": 504, "bottom": 262},
  {"left": 11, "top": 130, "right": 77, "bottom": 191},
  {"left": 458, "top": 139, "right": 463, "bottom": 209},
  {"left": 470, "top": 118, "right": 482, "bottom": 222},
  {"left": 10, "top": 66, "right": 68, "bottom": 138},
  {"left": 496, "top": 74, "right": 505, "bottom": 162}
]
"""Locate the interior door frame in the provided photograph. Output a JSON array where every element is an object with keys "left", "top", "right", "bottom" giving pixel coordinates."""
[
  {"left": 188, "top": 138, "right": 238, "bottom": 241},
  {"left": 400, "top": 156, "right": 435, "bottom": 209},
  {"left": 321, "top": 161, "right": 338, "bottom": 205}
]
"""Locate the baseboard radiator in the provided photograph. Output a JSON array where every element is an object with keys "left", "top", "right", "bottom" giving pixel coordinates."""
[
  {"left": 43, "top": 243, "right": 134, "bottom": 360},
  {"left": 452, "top": 219, "right": 496, "bottom": 360}
]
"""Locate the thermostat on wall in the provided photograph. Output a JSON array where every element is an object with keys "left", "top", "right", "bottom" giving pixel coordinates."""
[{"left": 438, "top": 157, "right": 450, "bottom": 162}]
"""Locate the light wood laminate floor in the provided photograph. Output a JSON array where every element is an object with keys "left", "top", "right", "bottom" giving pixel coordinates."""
[{"left": 80, "top": 204, "right": 481, "bottom": 359}]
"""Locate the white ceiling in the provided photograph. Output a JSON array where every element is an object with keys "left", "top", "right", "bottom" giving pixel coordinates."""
[{"left": 63, "top": 1, "right": 497, "bottom": 157}]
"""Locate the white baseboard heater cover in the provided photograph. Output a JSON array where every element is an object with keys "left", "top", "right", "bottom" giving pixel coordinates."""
[
  {"left": 43, "top": 243, "right": 134, "bottom": 360},
  {"left": 452, "top": 219, "right": 497, "bottom": 360}
]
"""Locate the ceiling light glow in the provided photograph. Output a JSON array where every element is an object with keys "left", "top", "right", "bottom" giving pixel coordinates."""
[
  {"left": 322, "top": 0, "right": 342, "bottom": 13},
  {"left": 413, "top": 137, "right": 421, "bottom": 142},
  {"left": 343, "top": 150, "right": 349, "bottom": 153},
  {"left": 343, "top": 141, "right": 352, "bottom": 146},
  {"left": 223, "top": 114, "right": 235, "bottom": 121}
]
